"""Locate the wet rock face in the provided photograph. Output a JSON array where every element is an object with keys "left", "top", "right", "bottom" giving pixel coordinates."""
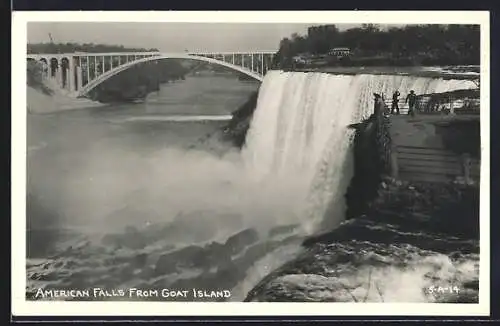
[
  {"left": 154, "top": 228, "right": 259, "bottom": 276},
  {"left": 131, "top": 210, "right": 236, "bottom": 246},
  {"left": 345, "top": 113, "right": 389, "bottom": 220},
  {"left": 222, "top": 91, "right": 259, "bottom": 147},
  {"left": 245, "top": 210, "right": 480, "bottom": 303},
  {"left": 268, "top": 224, "right": 299, "bottom": 238},
  {"left": 245, "top": 238, "right": 479, "bottom": 303},
  {"left": 204, "top": 242, "right": 232, "bottom": 268},
  {"left": 154, "top": 245, "right": 207, "bottom": 275},
  {"left": 224, "top": 228, "right": 259, "bottom": 255},
  {"left": 242, "top": 241, "right": 284, "bottom": 264},
  {"left": 27, "top": 220, "right": 306, "bottom": 302},
  {"left": 101, "top": 231, "right": 147, "bottom": 250},
  {"left": 131, "top": 253, "right": 148, "bottom": 268}
]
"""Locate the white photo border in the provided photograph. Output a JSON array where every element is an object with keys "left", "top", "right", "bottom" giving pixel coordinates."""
[{"left": 12, "top": 10, "right": 491, "bottom": 317}]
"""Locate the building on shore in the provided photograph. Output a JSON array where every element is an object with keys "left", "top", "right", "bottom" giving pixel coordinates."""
[
  {"left": 328, "top": 47, "right": 351, "bottom": 58},
  {"left": 307, "top": 25, "right": 338, "bottom": 38}
]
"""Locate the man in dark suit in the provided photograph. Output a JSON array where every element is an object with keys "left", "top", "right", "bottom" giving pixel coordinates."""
[
  {"left": 406, "top": 90, "right": 417, "bottom": 117},
  {"left": 391, "top": 90, "right": 400, "bottom": 114}
]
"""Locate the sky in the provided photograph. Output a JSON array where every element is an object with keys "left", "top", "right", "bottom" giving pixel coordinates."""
[{"left": 27, "top": 22, "right": 365, "bottom": 52}]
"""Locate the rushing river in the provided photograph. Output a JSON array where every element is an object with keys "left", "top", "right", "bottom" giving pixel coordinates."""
[
  {"left": 27, "top": 73, "right": 316, "bottom": 302},
  {"left": 26, "top": 71, "right": 479, "bottom": 303},
  {"left": 27, "top": 75, "right": 259, "bottom": 242}
]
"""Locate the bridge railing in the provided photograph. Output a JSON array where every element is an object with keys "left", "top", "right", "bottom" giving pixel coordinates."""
[
  {"left": 28, "top": 51, "right": 277, "bottom": 94},
  {"left": 382, "top": 90, "right": 480, "bottom": 115}
]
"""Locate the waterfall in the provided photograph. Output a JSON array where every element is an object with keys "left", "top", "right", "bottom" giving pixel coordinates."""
[{"left": 241, "top": 71, "right": 477, "bottom": 233}]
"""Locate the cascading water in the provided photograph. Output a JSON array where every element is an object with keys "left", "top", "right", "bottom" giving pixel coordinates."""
[
  {"left": 231, "top": 71, "right": 478, "bottom": 300},
  {"left": 26, "top": 70, "right": 478, "bottom": 302},
  {"left": 241, "top": 71, "right": 477, "bottom": 233}
]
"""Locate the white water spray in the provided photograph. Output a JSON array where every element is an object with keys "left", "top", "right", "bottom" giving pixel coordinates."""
[
  {"left": 26, "top": 71, "right": 477, "bottom": 300},
  {"left": 233, "top": 71, "right": 477, "bottom": 298},
  {"left": 242, "top": 71, "right": 477, "bottom": 233}
]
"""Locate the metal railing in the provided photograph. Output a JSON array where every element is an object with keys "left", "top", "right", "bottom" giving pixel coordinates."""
[{"left": 383, "top": 95, "right": 480, "bottom": 115}]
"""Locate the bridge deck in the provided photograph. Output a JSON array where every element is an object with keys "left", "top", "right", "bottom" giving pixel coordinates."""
[{"left": 28, "top": 51, "right": 276, "bottom": 96}]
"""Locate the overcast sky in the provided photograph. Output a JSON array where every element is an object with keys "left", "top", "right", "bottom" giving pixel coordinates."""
[{"left": 27, "top": 22, "right": 365, "bottom": 52}]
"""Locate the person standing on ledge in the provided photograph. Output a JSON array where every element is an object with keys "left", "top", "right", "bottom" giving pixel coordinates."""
[
  {"left": 406, "top": 90, "right": 417, "bottom": 117},
  {"left": 373, "top": 93, "right": 385, "bottom": 118},
  {"left": 391, "top": 90, "right": 400, "bottom": 115}
]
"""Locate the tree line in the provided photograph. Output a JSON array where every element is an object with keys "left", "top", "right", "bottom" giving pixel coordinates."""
[
  {"left": 273, "top": 24, "right": 480, "bottom": 67},
  {"left": 27, "top": 42, "right": 159, "bottom": 54}
]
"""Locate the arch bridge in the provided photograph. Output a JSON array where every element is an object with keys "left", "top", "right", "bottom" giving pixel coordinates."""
[{"left": 26, "top": 51, "right": 276, "bottom": 97}]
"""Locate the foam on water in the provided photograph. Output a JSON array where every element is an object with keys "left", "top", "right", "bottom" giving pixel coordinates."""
[
  {"left": 26, "top": 71, "right": 477, "bottom": 301},
  {"left": 232, "top": 71, "right": 477, "bottom": 295}
]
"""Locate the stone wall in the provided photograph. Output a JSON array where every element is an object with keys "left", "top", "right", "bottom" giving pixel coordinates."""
[
  {"left": 345, "top": 99, "right": 392, "bottom": 220},
  {"left": 345, "top": 97, "right": 479, "bottom": 234}
]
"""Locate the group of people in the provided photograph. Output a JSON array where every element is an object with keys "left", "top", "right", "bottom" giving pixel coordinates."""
[
  {"left": 373, "top": 89, "right": 418, "bottom": 118},
  {"left": 390, "top": 90, "right": 417, "bottom": 116}
]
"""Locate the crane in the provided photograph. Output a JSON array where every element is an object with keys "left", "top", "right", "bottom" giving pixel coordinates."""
[{"left": 48, "top": 33, "right": 60, "bottom": 53}]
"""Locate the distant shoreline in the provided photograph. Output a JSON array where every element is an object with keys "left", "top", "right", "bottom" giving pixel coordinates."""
[{"left": 292, "top": 66, "right": 480, "bottom": 80}]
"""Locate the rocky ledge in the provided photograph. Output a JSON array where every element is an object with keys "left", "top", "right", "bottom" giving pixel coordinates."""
[
  {"left": 244, "top": 178, "right": 479, "bottom": 303},
  {"left": 241, "top": 107, "right": 479, "bottom": 303}
]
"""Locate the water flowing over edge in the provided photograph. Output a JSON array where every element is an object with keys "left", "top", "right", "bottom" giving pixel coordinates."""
[
  {"left": 241, "top": 71, "right": 476, "bottom": 233},
  {"left": 25, "top": 71, "right": 478, "bottom": 302},
  {"left": 237, "top": 71, "right": 478, "bottom": 302}
]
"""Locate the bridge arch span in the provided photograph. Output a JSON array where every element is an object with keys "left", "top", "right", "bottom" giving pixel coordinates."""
[{"left": 77, "top": 54, "right": 264, "bottom": 98}]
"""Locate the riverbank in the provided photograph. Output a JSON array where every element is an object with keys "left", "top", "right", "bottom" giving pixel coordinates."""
[
  {"left": 27, "top": 85, "right": 106, "bottom": 114},
  {"left": 293, "top": 66, "right": 479, "bottom": 81},
  {"left": 27, "top": 62, "right": 106, "bottom": 114}
]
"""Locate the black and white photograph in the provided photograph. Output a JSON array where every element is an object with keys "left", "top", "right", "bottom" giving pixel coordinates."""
[{"left": 12, "top": 11, "right": 490, "bottom": 316}]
